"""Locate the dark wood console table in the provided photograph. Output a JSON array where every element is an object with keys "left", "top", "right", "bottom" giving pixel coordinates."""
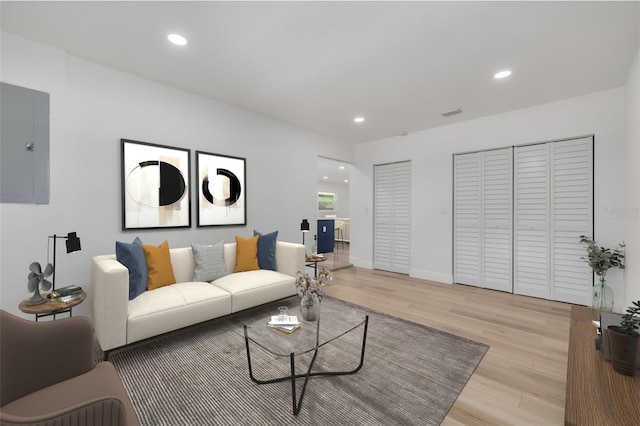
[{"left": 565, "top": 305, "right": 640, "bottom": 425}]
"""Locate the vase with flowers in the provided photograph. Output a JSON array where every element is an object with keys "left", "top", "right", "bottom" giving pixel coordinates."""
[
  {"left": 295, "top": 268, "right": 331, "bottom": 321},
  {"left": 579, "top": 235, "right": 625, "bottom": 312}
]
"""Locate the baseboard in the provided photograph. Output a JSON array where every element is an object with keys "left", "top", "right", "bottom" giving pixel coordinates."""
[
  {"left": 351, "top": 257, "right": 373, "bottom": 269},
  {"left": 410, "top": 269, "right": 453, "bottom": 284}
]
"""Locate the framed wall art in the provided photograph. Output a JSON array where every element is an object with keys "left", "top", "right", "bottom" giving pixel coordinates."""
[
  {"left": 121, "top": 139, "right": 191, "bottom": 230},
  {"left": 318, "top": 192, "right": 336, "bottom": 211},
  {"left": 196, "top": 150, "right": 246, "bottom": 226}
]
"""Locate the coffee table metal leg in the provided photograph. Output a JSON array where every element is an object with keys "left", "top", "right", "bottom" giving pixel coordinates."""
[
  {"left": 244, "top": 316, "right": 369, "bottom": 415},
  {"left": 290, "top": 345, "right": 320, "bottom": 415}
]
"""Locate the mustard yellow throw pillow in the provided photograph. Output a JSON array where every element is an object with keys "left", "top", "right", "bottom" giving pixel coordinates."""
[
  {"left": 234, "top": 235, "right": 260, "bottom": 272},
  {"left": 142, "top": 240, "right": 177, "bottom": 290}
]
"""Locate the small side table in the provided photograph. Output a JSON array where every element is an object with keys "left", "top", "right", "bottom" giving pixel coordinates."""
[
  {"left": 305, "top": 256, "right": 327, "bottom": 278},
  {"left": 19, "top": 292, "right": 86, "bottom": 322}
]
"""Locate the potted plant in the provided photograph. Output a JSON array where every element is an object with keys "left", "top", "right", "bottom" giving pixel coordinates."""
[
  {"left": 579, "top": 235, "right": 625, "bottom": 311},
  {"left": 607, "top": 300, "right": 640, "bottom": 376},
  {"left": 295, "top": 267, "right": 331, "bottom": 321}
]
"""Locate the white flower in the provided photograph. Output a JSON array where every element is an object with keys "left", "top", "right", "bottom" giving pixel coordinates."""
[{"left": 295, "top": 267, "right": 330, "bottom": 306}]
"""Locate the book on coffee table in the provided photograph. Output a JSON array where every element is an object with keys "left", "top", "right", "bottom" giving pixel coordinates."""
[
  {"left": 268, "top": 323, "right": 301, "bottom": 334},
  {"left": 267, "top": 315, "right": 301, "bottom": 334},
  {"left": 269, "top": 315, "right": 299, "bottom": 326}
]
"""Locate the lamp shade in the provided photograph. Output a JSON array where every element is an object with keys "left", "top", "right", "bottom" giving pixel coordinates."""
[
  {"left": 300, "top": 219, "right": 310, "bottom": 232},
  {"left": 65, "top": 232, "right": 81, "bottom": 253}
]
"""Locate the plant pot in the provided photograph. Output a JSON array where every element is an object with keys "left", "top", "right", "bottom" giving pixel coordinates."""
[
  {"left": 607, "top": 325, "right": 639, "bottom": 376},
  {"left": 300, "top": 299, "right": 320, "bottom": 321},
  {"left": 593, "top": 279, "right": 614, "bottom": 312}
]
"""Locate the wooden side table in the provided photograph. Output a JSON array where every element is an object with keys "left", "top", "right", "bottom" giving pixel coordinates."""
[
  {"left": 305, "top": 256, "right": 327, "bottom": 278},
  {"left": 19, "top": 292, "right": 86, "bottom": 321}
]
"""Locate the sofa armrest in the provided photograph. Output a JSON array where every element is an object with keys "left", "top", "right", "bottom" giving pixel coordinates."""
[
  {"left": 91, "top": 255, "right": 129, "bottom": 352},
  {"left": 275, "top": 241, "right": 305, "bottom": 277},
  {"left": 0, "top": 311, "right": 94, "bottom": 407}
]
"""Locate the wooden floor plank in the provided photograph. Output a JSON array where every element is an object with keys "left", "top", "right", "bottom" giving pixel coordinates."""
[{"left": 326, "top": 266, "right": 571, "bottom": 425}]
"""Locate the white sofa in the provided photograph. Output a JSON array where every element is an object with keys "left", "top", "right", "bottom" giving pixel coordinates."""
[{"left": 91, "top": 241, "right": 305, "bottom": 352}]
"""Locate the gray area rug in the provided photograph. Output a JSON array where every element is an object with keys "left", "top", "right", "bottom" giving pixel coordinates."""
[{"left": 109, "top": 297, "right": 488, "bottom": 425}]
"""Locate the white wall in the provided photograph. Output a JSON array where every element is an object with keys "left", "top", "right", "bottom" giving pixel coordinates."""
[
  {"left": 0, "top": 32, "right": 354, "bottom": 318},
  {"left": 352, "top": 88, "right": 629, "bottom": 310},
  {"left": 623, "top": 44, "right": 640, "bottom": 308}
]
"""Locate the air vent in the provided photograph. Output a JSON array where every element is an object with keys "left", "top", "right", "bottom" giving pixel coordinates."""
[{"left": 439, "top": 108, "right": 463, "bottom": 117}]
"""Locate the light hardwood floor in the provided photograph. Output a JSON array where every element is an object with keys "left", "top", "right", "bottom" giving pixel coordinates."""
[{"left": 326, "top": 267, "right": 572, "bottom": 425}]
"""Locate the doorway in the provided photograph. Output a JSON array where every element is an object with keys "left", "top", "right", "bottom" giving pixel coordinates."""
[{"left": 316, "top": 156, "right": 352, "bottom": 270}]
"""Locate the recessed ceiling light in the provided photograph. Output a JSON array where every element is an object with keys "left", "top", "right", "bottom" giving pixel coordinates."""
[
  {"left": 354, "top": 117, "right": 365, "bottom": 123},
  {"left": 494, "top": 70, "right": 511, "bottom": 79},
  {"left": 339, "top": 166, "right": 345, "bottom": 170},
  {"left": 323, "top": 176, "right": 328, "bottom": 180},
  {"left": 168, "top": 34, "right": 187, "bottom": 46},
  {"left": 344, "top": 179, "right": 349, "bottom": 183},
  {"left": 440, "top": 108, "right": 463, "bottom": 117}
]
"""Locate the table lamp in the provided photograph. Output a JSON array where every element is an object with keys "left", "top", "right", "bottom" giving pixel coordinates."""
[{"left": 48, "top": 232, "right": 82, "bottom": 291}]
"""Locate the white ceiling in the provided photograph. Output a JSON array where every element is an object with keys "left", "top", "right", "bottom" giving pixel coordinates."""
[
  {"left": 317, "top": 157, "right": 350, "bottom": 185},
  {"left": 1, "top": 1, "right": 639, "bottom": 145}
]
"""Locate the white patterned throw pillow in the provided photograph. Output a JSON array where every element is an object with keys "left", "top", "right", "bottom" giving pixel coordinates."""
[{"left": 191, "top": 241, "right": 227, "bottom": 282}]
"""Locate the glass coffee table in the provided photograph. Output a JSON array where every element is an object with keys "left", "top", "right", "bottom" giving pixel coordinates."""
[{"left": 243, "top": 299, "right": 369, "bottom": 415}]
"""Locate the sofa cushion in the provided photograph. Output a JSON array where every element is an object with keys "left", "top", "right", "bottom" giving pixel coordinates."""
[
  {"left": 253, "top": 230, "right": 278, "bottom": 271},
  {"left": 141, "top": 241, "right": 176, "bottom": 290},
  {"left": 211, "top": 270, "right": 296, "bottom": 313},
  {"left": 191, "top": 242, "right": 227, "bottom": 282},
  {"left": 234, "top": 235, "right": 260, "bottom": 272},
  {"left": 115, "top": 237, "right": 147, "bottom": 300},
  {"left": 127, "top": 282, "right": 231, "bottom": 345}
]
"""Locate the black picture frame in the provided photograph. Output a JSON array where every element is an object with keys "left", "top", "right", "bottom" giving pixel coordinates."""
[
  {"left": 196, "top": 150, "right": 246, "bottom": 227},
  {"left": 121, "top": 139, "right": 191, "bottom": 230}
]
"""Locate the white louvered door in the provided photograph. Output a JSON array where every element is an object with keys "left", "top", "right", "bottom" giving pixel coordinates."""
[
  {"left": 550, "top": 138, "right": 593, "bottom": 305},
  {"left": 454, "top": 137, "right": 592, "bottom": 304},
  {"left": 453, "top": 153, "right": 482, "bottom": 286},
  {"left": 374, "top": 164, "right": 392, "bottom": 272},
  {"left": 392, "top": 162, "right": 411, "bottom": 274},
  {"left": 374, "top": 161, "right": 411, "bottom": 274},
  {"left": 514, "top": 144, "right": 551, "bottom": 299},
  {"left": 514, "top": 137, "right": 593, "bottom": 304},
  {"left": 482, "top": 149, "right": 513, "bottom": 292},
  {"left": 454, "top": 149, "right": 512, "bottom": 291}
]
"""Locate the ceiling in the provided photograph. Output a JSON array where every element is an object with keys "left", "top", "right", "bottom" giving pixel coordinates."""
[
  {"left": 317, "top": 157, "right": 350, "bottom": 185},
  {"left": 1, "top": 1, "right": 639, "bottom": 145}
]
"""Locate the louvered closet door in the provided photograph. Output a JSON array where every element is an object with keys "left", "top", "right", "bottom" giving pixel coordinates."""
[
  {"left": 551, "top": 137, "right": 593, "bottom": 305},
  {"left": 374, "top": 164, "right": 393, "bottom": 272},
  {"left": 374, "top": 161, "right": 411, "bottom": 274},
  {"left": 482, "top": 149, "right": 513, "bottom": 292},
  {"left": 454, "top": 150, "right": 512, "bottom": 290},
  {"left": 514, "top": 144, "right": 550, "bottom": 299},
  {"left": 453, "top": 153, "right": 481, "bottom": 286},
  {"left": 392, "top": 162, "right": 411, "bottom": 274},
  {"left": 514, "top": 137, "right": 593, "bottom": 304}
]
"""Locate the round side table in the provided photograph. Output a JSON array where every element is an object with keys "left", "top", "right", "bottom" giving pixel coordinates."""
[
  {"left": 19, "top": 292, "right": 86, "bottom": 321},
  {"left": 305, "top": 256, "right": 327, "bottom": 278}
]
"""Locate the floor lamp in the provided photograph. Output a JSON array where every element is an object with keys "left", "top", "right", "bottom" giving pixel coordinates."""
[
  {"left": 300, "top": 219, "right": 310, "bottom": 245},
  {"left": 48, "top": 232, "right": 82, "bottom": 291}
]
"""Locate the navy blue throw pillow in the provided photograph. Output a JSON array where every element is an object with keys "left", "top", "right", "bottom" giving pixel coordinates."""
[
  {"left": 253, "top": 230, "right": 278, "bottom": 271},
  {"left": 115, "top": 236, "right": 147, "bottom": 300}
]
